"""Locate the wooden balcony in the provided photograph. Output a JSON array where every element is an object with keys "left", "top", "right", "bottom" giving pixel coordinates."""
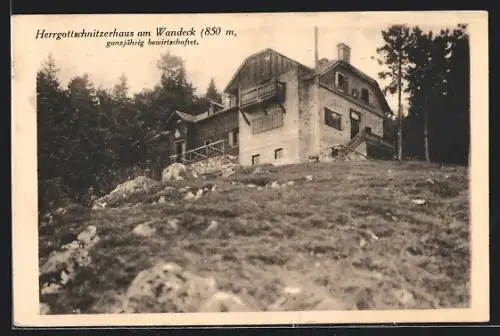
[{"left": 239, "top": 81, "right": 285, "bottom": 109}]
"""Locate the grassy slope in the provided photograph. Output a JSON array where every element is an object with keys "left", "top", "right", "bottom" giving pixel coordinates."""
[{"left": 39, "top": 160, "right": 470, "bottom": 314}]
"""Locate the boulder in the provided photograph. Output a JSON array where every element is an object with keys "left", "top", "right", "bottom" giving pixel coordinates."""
[
  {"left": 77, "top": 225, "right": 99, "bottom": 247},
  {"left": 162, "top": 163, "right": 197, "bottom": 182},
  {"left": 40, "top": 226, "right": 99, "bottom": 295},
  {"left": 121, "top": 262, "right": 219, "bottom": 313},
  {"left": 94, "top": 176, "right": 162, "bottom": 208},
  {"left": 132, "top": 222, "right": 156, "bottom": 237},
  {"left": 188, "top": 155, "right": 240, "bottom": 178}
]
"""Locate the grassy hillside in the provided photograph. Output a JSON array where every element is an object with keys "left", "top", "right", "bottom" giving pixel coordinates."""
[{"left": 39, "top": 160, "right": 470, "bottom": 314}]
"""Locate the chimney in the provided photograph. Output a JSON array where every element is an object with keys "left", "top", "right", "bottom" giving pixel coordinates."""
[{"left": 337, "top": 43, "right": 351, "bottom": 63}]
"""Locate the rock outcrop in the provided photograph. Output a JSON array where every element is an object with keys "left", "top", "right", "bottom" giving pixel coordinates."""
[
  {"left": 93, "top": 176, "right": 163, "bottom": 208},
  {"left": 40, "top": 226, "right": 100, "bottom": 298},
  {"left": 162, "top": 163, "right": 198, "bottom": 182},
  {"left": 189, "top": 155, "right": 240, "bottom": 178},
  {"left": 119, "top": 261, "right": 253, "bottom": 313}
]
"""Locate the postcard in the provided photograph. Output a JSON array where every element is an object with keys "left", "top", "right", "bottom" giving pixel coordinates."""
[{"left": 11, "top": 11, "right": 489, "bottom": 326}]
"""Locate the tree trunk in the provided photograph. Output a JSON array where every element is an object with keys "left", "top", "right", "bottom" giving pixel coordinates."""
[
  {"left": 424, "top": 103, "right": 430, "bottom": 163},
  {"left": 397, "top": 56, "right": 403, "bottom": 161}
]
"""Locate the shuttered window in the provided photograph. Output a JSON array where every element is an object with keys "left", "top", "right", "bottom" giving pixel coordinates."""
[
  {"left": 251, "top": 108, "right": 284, "bottom": 134},
  {"left": 324, "top": 108, "right": 342, "bottom": 130}
]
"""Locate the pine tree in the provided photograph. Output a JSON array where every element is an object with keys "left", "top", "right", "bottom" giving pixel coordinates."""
[
  {"left": 373, "top": 25, "right": 415, "bottom": 161},
  {"left": 405, "top": 24, "right": 469, "bottom": 164},
  {"left": 37, "top": 54, "right": 72, "bottom": 207},
  {"left": 205, "top": 78, "right": 222, "bottom": 103},
  {"left": 113, "top": 73, "right": 130, "bottom": 101}
]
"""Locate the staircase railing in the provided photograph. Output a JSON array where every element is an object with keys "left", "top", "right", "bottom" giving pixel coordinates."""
[{"left": 322, "top": 144, "right": 369, "bottom": 161}]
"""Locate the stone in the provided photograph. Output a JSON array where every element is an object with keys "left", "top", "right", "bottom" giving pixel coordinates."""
[
  {"left": 168, "top": 218, "right": 180, "bottom": 231},
  {"left": 195, "top": 188, "right": 204, "bottom": 200},
  {"left": 305, "top": 175, "right": 314, "bottom": 181},
  {"left": 162, "top": 163, "right": 197, "bottom": 182},
  {"left": 40, "top": 303, "right": 51, "bottom": 315},
  {"left": 392, "top": 288, "right": 416, "bottom": 307},
  {"left": 40, "top": 249, "right": 75, "bottom": 276},
  {"left": 121, "top": 262, "right": 219, "bottom": 313},
  {"left": 199, "top": 292, "right": 253, "bottom": 312},
  {"left": 132, "top": 222, "right": 156, "bottom": 237},
  {"left": 94, "top": 176, "right": 161, "bottom": 208},
  {"left": 205, "top": 220, "right": 218, "bottom": 233},
  {"left": 270, "top": 181, "right": 280, "bottom": 189},
  {"left": 283, "top": 286, "right": 302, "bottom": 295},
  {"left": 184, "top": 191, "right": 195, "bottom": 200},
  {"left": 77, "top": 225, "right": 99, "bottom": 247},
  {"left": 314, "top": 298, "right": 347, "bottom": 310},
  {"left": 158, "top": 196, "right": 166, "bottom": 204},
  {"left": 40, "top": 283, "right": 62, "bottom": 295}
]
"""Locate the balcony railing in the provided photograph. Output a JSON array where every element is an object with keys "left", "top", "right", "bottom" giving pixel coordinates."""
[
  {"left": 169, "top": 140, "right": 239, "bottom": 165},
  {"left": 239, "top": 81, "right": 285, "bottom": 109}
]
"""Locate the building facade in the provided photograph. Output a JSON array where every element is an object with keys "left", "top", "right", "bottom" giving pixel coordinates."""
[
  {"left": 162, "top": 101, "right": 239, "bottom": 164},
  {"left": 223, "top": 43, "right": 394, "bottom": 166},
  {"left": 160, "top": 43, "right": 393, "bottom": 167}
]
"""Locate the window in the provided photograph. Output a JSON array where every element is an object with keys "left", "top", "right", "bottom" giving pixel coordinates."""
[
  {"left": 252, "top": 117, "right": 264, "bottom": 134},
  {"left": 233, "top": 130, "right": 239, "bottom": 145},
  {"left": 274, "top": 148, "right": 284, "bottom": 160},
  {"left": 251, "top": 154, "right": 260, "bottom": 166},
  {"left": 228, "top": 130, "right": 239, "bottom": 146},
  {"left": 262, "top": 114, "right": 273, "bottom": 131},
  {"left": 230, "top": 95, "right": 238, "bottom": 107},
  {"left": 361, "top": 88, "right": 369, "bottom": 104},
  {"left": 324, "top": 108, "right": 342, "bottom": 130},
  {"left": 350, "top": 110, "right": 361, "bottom": 139},
  {"left": 335, "top": 72, "right": 348, "bottom": 92},
  {"left": 252, "top": 109, "right": 284, "bottom": 134}
]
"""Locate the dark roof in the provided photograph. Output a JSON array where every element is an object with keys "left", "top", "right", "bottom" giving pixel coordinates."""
[
  {"left": 175, "top": 110, "right": 197, "bottom": 122},
  {"left": 221, "top": 47, "right": 391, "bottom": 115},
  {"left": 223, "top": 48, "right": 314, "bottom": 93},
  {"left": 302, "top": 59, "right": 392, "bottom": 115},
  {"left": 175, "top": 106, "right": 237, "bottom": 123}
]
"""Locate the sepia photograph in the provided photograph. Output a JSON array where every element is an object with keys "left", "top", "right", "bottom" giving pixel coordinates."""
[{"left": 11, "top": 11, "right": 488, "bottom": 326}]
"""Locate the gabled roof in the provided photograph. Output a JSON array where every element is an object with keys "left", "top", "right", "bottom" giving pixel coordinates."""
[
  {"left": 304, "top": 59, "right": 392, "bottom": 115},
  {"left": 223, "top": 48, "right": 314, "bottom": 93},
  {"left": 174, "top": 106, "right": 238, "bottom": 123},
  {"left": 175, "top": 110, "right": 197, "bottom": 122}
]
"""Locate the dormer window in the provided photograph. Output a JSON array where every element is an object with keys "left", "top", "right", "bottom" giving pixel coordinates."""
[
  {"left": 335, "top": 72, "right": 348, "bottom": 92},
  {"left": 361, "top": 88, "right": 370, "bottom": 104}
]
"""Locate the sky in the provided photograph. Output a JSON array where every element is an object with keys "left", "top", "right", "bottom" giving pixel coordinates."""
[{"left": 26, "top": 13, "right": 466, "bottom": 113}]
